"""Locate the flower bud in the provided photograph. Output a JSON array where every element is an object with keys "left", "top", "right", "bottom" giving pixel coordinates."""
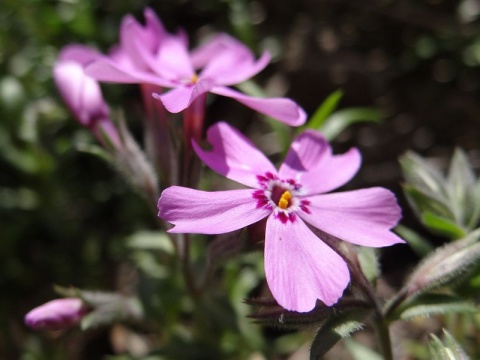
[
  {"left": 25, "top": 298, "right": 88, "bottom": 331},
  {"left": 54, "top": 46, "right": 122, "bottom": 150}
]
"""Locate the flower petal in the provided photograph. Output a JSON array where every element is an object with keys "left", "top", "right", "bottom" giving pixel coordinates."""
[
  {"left": 85, "top": 58, "right": 172, "bottom": 87},
  {"left": 152, "top": 35, "right": 195, "bottom": 80},
  {"left": 265, "top": 216, "right": 350, "bottom": 311},
  {"left": 158, "top": 187, "right": 270, "bottom": 234},
  {"left": 200, "top": 50, "right": 271, "bottom": 86},
  {"left": 211, "top": 86, "right": 306, "bottom": 126},
  {"left": 190, "top": 33, "right": 255, "bottom": 69},
  {"left": 58, "top": 44, "right": 102, "bottom": 65},
  {"left": 142, "top": 7, "right": 166, "bottom": 51},
  {"left": 300, "top": 188, "right": 404, "bottom": 247},
  {"left": 118, "top": 14, "right": 152, "bottom": 70},
  {"left": 54, "top": 61, "right": 108, "bottom": 126},
  {"left": 279, "top": 130, "right": 361, "bottom": 194},
  {"left": 153, "top": 78, "right": 214, "bottom": 113},
  {"left": 192, "top": 121, "right": 277, "bottom": 188}
]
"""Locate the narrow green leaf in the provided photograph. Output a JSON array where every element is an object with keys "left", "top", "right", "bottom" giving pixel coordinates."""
[
  {"left": 442, "top": 329, "right": 470, "bottom": 360},
  {"left": 132, "top": 252, "right": 170, "bottom": 279},
  {"left": 236, "top": 79, "right": 265, "bottom": 98},
  {"left": 334, "top": 321, "right": 364, "bottom": 338},
  {"left": 395, "top": 224, "right": 434, "bottom": 257},
  {"left": 76, "top": 142, "right": 113, "bottom": 163},
  {"left": 429, "top": 330, "right": 470, "bottom": 360},
  {"left": 406, "top": 229, "right": 480, "bottom": 296},
  {"left": 126, "top": 230, "right": 174, "bottom": 253},
  {"left": 469, "top": 179, "right": 480, "bottom": 230},
  {"left": 388, "top": 293, "right": 466, "bottom": 321},
  {"left": 320, "top": 107, "right": 382, "bottom": 140},
  {"left": 400, "top": 301, "right": 476, "bottom": 320},
  {"left": 0, "top": 127, "right": 42, "bottom": 173},
  {"left": 447, "top": 149, "right": 477, "bottom": 229},
  {"left": 421, "top": 212, "right": 466, "bottom": 240},
  {"left": 80, "top": 309, "right": 112, "bottom": 330},
  {"left": 429, "top": 334, "right": 447, "bottom": 360},
  {"left": 310, "top": 310, "right": 368, "bottom": 360},
  {"left": 304, "top": 89, "right": 343, "bottom": 130},
  {"left": 403, "top": 184, "right": 454, "bottom": 221},
  {"left": 400, "top": 151, "right": 447, "bottom": 197},
  {"left": 357, "top": 247, "right": 379, "bottom": 283},
  {"left": 345, "top": 339, "right": 383, "bottom": 360}
]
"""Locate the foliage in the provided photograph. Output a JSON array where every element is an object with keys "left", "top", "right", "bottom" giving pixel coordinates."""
[{"left": 3, "top": 0, "right": 480, "bottom": 359}]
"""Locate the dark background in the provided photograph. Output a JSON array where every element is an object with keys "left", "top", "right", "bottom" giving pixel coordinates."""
[{"left": 1, "top": 0, "right": 480, "bottom": 358}]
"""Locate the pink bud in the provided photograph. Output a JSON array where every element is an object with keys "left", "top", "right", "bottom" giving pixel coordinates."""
[
  {"left": 53, "top": 46, "right": 122, "bottom": 149},
  {"left": 25, "top": 298, "right": 88, "bottom": 331}
]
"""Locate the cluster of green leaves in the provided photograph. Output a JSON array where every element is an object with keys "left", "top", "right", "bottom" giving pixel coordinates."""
[
  {"left": 400, "top": 149, "right": 480, "bottom": 243},
  {"left": 395, "top": 150, "right": 480, "bottom": 358},
  {"left": 298, "top": 149, "right": 480, "bottom": 360}
]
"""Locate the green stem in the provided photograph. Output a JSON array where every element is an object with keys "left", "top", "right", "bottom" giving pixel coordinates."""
[
  {"left": 177, "top": 233, "right": 200, "bottom": 300},
  {"left": 375, "top": 315, "right": 393, "bottom": 360},
  {"left": 332, "top": 240, "right": 394, "bottom": 360},
  {"left": 383, "top": 287, "right": 409, "bottom": 321}
]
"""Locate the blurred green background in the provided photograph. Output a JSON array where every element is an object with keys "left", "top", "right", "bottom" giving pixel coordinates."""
[{"left": 2, "top": 0, "right": 480, "bottom": 358}]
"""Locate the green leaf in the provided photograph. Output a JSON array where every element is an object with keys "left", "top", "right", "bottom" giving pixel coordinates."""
[
  {"left": 320, "top": 107, "right": 382, "bottom": 140},
  {"left": 421, "top": 212, "right": 466, "bottom": 240},
  {"left": 395, "top": 224, "right": 434, "bottom": 257},
  {"left": 442, "top": 330, "right": 470, "bottom": 359},
  {"left": 345, "top": 339, "right": 383, "bottom": 360},
  {"left": 236, "top": 79, "right": 265, "bottom": 98},
  {"left": 76, "top": 142, "right": 113, "bottom": 164},
  {"left": 357, "top": 247, "right": 379, "bottom": 283},
  {"left": 0, "top": 127, "right": 43, "bottom": 173},
  {"left": 399, "top": 296, "right": 477, "bottom": 321},
  {"left": 303, "top": 89, "right": 343, "bottom": 130},
  {"left": 80, "top": 294, "right": 143, "bottom": 330},
  {"left": 400, "top": 151, "right": 447, "bottom": 197},
  {"left": 403, "top": 184, "right": 454, "bottom": 221},
  {"left": 273, "top": 332, "right": 311, "bottom": 355},
  {"left": 429, "top": 329, "right": 470, "bottom": 360},
  {"left": 310, "top": 310, "right": 368, "bottom": 360},
  {"left": 447, "top": 149, "right": 478, "bottom": 229},
  {"left": 470, "top": 179, "right": 480, "bottom": 230},
  {"left": 126, "top": 230, "right": 174, "bottom": 253},
  {"left": 405, "top": 229, "right": 480, "bottom": 296},
  {"left": 131, "top": 251, "right": 170, "bottom": 279}
]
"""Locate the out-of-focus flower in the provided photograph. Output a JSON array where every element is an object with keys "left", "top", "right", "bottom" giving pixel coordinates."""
[
  {"left": 84, "top": 8, "right": 306, "bottom": 126},
  {"left": 54, "top": 46, "right": 122, "bottom": 149},
  {"left": 158, "top": 122, "right": 404, "bottom": 312},
  {"left": 25, "top": 298, "right": 88, "bottom": 331}
]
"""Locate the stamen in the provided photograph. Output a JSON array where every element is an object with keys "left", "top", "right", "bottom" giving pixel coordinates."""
[
  {"left": 191, "top": 74, "right": 199, "bottom": 84},
  {"left": 278, "top": 191, "right": 292, "bottom": 209}
]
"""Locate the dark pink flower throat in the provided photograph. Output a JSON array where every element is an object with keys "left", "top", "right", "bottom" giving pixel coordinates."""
[{"left": 253, "top": 172, "right": 311, "bottom": 224}]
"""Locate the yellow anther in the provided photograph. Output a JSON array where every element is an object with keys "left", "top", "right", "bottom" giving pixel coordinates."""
[
  {"left": 278, "top": 191, "right": 292, "bottom": 209},
  {"left": 191, "top": 73, "right": 199, "bottom": 84}
]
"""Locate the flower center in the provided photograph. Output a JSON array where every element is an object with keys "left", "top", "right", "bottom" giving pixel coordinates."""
[
  {"left": 191, "top": 73, "right": 199, "bottom": 84},
  {"left": 278, "top": 190, "right": 292, "bottom": 209},
  {"left": 252, "top": 172, "right": 311, "bottom": 224}
]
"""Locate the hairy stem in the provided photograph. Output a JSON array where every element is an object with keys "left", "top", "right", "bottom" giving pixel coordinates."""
[{"left": 177, "top": 233, "right": 200, "bottom": 300}]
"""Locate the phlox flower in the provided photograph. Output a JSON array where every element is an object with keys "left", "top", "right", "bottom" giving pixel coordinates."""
[
  {"left": 54, "top": 46, "right": 121, "bottom": 149},
  {"left": 83, "top": 8, "right": 306, "bottom": 126},
  {"left": 25, "top": 298, "right": 88, "bottom": 331},
  {"left": 158, "top": 122, "right": 404, "bottom": 312}
]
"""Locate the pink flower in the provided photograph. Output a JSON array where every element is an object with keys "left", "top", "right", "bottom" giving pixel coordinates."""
[
  {"left": 25, "top": 298, "right": 88, "bottom": 331},
  {"left": 54, "top": 46, "right": 122, "bottom": 149},
  {"left": 84, "top": 8, "right": 306, "bottom": 126},
  {"left": 158, "top": 122, "right": 404, "bottom": 312}
]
